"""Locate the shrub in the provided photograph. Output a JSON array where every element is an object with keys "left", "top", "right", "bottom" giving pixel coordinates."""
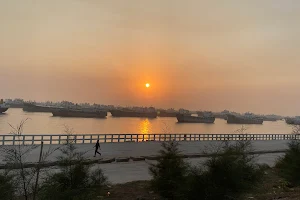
[
  {"left": 0, "top": 173, "right": 15, "bottom": 200},
  {"left": 149, "top": 140, "right": 188, "bottom": 200},
  {"left": 90, "top": 167, "right": 108, "bottom": 187},
  {"left": 38, "top": 141, "right": 108, "bottom": 200},
  {"left": 38, "top": 164, "right": 107, "bottom": 200},
  {"left": 186, "top": 141, "right": 264, "bottom": 200},
  {"left": 276, "top": 140, "right": 300, "bottom": 186}
]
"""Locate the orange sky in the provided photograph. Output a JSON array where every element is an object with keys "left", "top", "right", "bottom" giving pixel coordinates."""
[{"left": 1, "top": 0, "right": 300, "bottom": 115}]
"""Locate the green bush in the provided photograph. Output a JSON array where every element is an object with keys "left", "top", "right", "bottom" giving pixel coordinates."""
[
  {"left": 186, "top": 141, "right": 264, "bottom": 200},
  {"left": 149, "top": 140, "right": 188, "bottom": 200},
  {"left": 0, "top": 173, "right": 15, "bottom": 200},
  {"left": 276, "top": 140, "right": 300, "bottom": 186},
  {"left": 39, "top": 164, "right": 107, "bottom": 200},
  {"left": 38, "top": 142, "right": 108, "bottom": 200}
]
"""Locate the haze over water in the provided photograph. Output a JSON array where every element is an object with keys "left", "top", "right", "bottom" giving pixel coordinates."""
[{"left": 0, "top": 109, "right": 294, "bottom": 135}]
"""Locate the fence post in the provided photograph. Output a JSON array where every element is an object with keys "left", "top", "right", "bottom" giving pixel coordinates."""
[
  {"left": 118, "top": 134, "right": 120, "bottom": 142},
  {"left": 67, "top": 135, "right": 69, "bottom": 144},
  {"left": 59, "top": 136, "right": 61, "bottom": 144},
  {"left": 32, "top": 136, "right": 35, "bottom": 145},
  {"left": 90, "top": 135, "right": 93, "bottom": 143},
  {"left": 23, "top": 135, "right": 25, "bottom": 145},
  {"left": 82, "top": 135, "right": 85, "bottom": 144},
  {"left": 50, "top": 136, "right": 52, "bottom": 144},
  {"left": 13, "top": 135, "right": 15, "bottom": 145}
]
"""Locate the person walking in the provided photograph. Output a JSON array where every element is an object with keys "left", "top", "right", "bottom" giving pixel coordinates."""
[{"left": 94, "top": 140, "right": 101, "bottom": 157}]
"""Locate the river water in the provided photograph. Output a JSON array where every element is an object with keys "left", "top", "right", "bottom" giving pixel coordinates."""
[{"left": 0, "top": 108, "right": 295, "bottom": 135}]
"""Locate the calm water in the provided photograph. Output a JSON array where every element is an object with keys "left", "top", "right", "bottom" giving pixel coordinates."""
[{"left": 0, "top": 108, "right": 294, "bottom": 135}]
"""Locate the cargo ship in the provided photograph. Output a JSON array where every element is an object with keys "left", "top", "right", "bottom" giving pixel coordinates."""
[
  {"left": 52, "top": 108, "right": 107, "bottom": 118},
  {"left": 110, "top": 107, "right": 157, "bottom": 118},
  {"left": 23, "top": 102, "right": 56, "bottom": 112},
  {"left": 7, "top": 103, "right": 24, "bottom": 108},
  {"left": 227, "top": 113, "right": 263, "bottom": 124},
  {"left": 197, "top": 111, "right": 214, "bottom": 117},
  {"left": 176, "top": 113, "right": 215, "bottom": 123},
  {"left": 262, "top": 115, "right": 279, "bottom": 122},
  {"left": 285, "top": 117, "right": 300, "bottom": 125},
  {"left": 213, "top": 110, "right": 230, "bottom": 120},
  {"left": 179, "top": 108, "right": 191, "bottom": 115},
  {"left": 5, "top": 99, "right": 25, "bottom": 108},
  {"left": 158, "top": 108, "right": 178, "bottom": 117},
  {"left": 0, "top": 99, "right": 9, "bottom": 113}
]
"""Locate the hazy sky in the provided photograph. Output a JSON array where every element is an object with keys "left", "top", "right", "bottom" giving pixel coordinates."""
[{"left": 1, "top": 0, "right": 300, "bottom": 115}]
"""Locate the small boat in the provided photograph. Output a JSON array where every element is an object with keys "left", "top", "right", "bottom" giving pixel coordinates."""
[
  {"left": 52, "top": 108, "right": 107, "bottom": 118},
  {"left": 227, "top": 113, "right": 263, "bottom": 124},
  {"left": 0, "top": 99, "right": 9, "bottom": 113},
  {"left": 176, "top": 113, "right": 215, "bottom": 123}
]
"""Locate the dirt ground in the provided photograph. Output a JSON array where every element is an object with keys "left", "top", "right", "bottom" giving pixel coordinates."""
[
  {"left": 245, "top": 168, "right": 300, "bottom": 200},
  {"left": 102, "top": 168, "right": 300, "bottom": 200}
]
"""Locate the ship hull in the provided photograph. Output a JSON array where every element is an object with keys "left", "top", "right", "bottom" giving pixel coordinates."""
[
  {"left": 23, "top": 104, "right": 54, "bottom": 113},
  {"left": 110, "top": 110, "right": 157, "bottom": 118},
  {"left": 263, "top": 118, "right": 277, "bottom": 122},
  {"left": 52, "top": 110, "right": 107, "bottom": 118},
  {"left": 176, "top": 114, "right": 215, "bottom": 123},
  {"left": 227, "top": 115, "right": 263, "bottom": 124},
  {"left": 285, "top": 118, "right": 300, "bottom": 125},
  {"left": 158, "top": 111, "right": 178, "bottom": 117},
  {"left": 0, "top": 107, "right": 8, "bottom": 113},
  {"left": 213, "top": 114, "right": 228, "bottom": 120},
  {"left": 7, "top": 104, "right": 24, "bottom": 108}
]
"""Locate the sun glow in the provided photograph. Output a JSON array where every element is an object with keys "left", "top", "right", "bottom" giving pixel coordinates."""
[{"left": 145, "top": 83, "right": 150, "bottom": 88}]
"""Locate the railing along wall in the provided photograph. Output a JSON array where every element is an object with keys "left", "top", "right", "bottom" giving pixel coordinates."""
[{"left": 0, "top": 134, "right": 299, "bottom": 145}]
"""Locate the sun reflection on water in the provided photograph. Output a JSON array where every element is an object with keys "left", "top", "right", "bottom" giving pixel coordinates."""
[{"left": 139, "top": 119, "right": 152, "bottom": 141}]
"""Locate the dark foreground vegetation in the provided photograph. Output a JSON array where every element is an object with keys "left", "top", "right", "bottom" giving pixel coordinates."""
[
  {"left": 0, "top": 122, "right": 109, "bottom": 200},
  {"left": 103, "top": 139, "right": 300, "bottom": 200},
  {"left": 1, "top": 122, "right": 300, "bottom": 199},
  {"left": 149, "top": 140, "right": 265, "bottom": 200},
  {"left": 2, "top": 139, "right": 300, "bottom": 200}
]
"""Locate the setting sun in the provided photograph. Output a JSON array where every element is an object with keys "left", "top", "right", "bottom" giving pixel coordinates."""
[{"left": 145, "top": 83, "right": 150, "bottom": 88}]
